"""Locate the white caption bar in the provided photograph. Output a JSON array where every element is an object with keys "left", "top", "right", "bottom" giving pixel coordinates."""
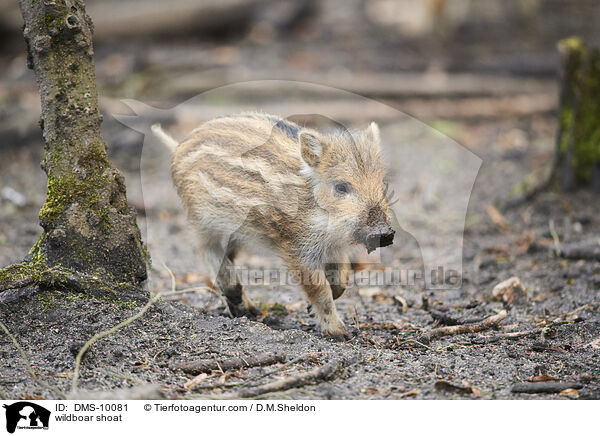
[{"left": 0, "top": 400, "right": 595, "bottom": 435}]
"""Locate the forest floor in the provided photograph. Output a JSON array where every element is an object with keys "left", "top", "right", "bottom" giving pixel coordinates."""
[{"left": 1, "top": 42, "right": 599, "bottom": 400}]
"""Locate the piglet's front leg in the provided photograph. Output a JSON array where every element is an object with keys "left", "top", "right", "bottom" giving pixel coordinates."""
[
  {"left": 292, "top": 264, "right": 350, "bottom": 339},
  {"left": 325, "top": 254, "right": 350, "bottom": 300}
]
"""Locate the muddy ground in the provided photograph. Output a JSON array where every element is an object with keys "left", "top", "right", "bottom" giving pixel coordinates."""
[{"left": 1, "top": 1, "right": 600, "bottom": 400}]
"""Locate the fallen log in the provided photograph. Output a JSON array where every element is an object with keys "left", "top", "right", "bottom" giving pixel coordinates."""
[{"left": 0, "top": 0, "right": 276, "bottom": 40}]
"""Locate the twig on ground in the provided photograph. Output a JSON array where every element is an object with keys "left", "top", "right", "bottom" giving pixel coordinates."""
[
  {"left": 549, "top": 219, "right": 561, "bottom": 256},
  {"left": 562, "top": 304, "right": 590, "bottom": 320},
  {"left": 173, "top": 352, "right": 287, "bottom": 375},
  {"left": 417, "top": 310, "right": 508, "bottom": 344},
  {"left": 472, "top": 315, "right": 577, "bottom": 345},
  {"left": 470, "top": 329, "right": 539, "bottom": 344},
  {"left": 511, "top": 381, "right": 583, "bottom": 394},
  {"left": 427, "top": 308, "right": 486, "bottom": 326},
  {"left": 395, "top": 338, "right": 436, "bottom": 352},
  {"left": 232, "top": 359, "right": 346, "bottom": 398},
  {"left": 559, "top": 243, "right": 600, "bottom": 261},
  {"left": 0, "top": 319, "right": 67, "bottom": 399},
  {"left": 212, "top": 354, "right": 225, "bottom": 374},
  {"left": 188, "top": 353, "right": 321, "bottom": 390}
]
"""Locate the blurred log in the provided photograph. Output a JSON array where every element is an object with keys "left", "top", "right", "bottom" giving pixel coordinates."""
[
  {"left": 1, "top": 80, "right": 555, "bottom": 153},
  {"left": 0, "top": 0, "right": 277, "bottom": 41},
  {"left": 147, "top": 69, "right": 554, "bottom": 100},
  {"left": 552, "top": 37, "right": 600, "bottom": 191},
  {"left": 87, "top": 0, "right": 274, "bottom": 40}
]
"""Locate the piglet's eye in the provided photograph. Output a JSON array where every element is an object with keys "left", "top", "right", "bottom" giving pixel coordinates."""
[{"left": 334, "top": 182, "right": 351, "bottom": 195}]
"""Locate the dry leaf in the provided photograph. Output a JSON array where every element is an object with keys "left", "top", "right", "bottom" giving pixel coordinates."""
[
  {"left": 435, "top": 380, "right": 481, "bottom": 397},
  {"left": 486, "top": 204, "right": 508, "bottom": 231},
  {"left": 559, "top": 388, "right": 579, "bottom": 398},
  {"left": 527, "top": 374, "right": 557, "bottom": 383},
  {"left": 361, "top": 387, "right": 382, "bottom": 394},
  {"left": 515, "top": 232, "right": 535, "bottom": 254},
  {"left": 177, "top": 272, "right": 208, "bottom": 285},
  {"left": 358, "top": 287, "right": 387, "bottom": 299},
  {"left": 285, "top": 301, "right": 305, "bottom": 312},
  {"left": 393, "top": 295, "right": 408, "bottom": 313},
  {"left": 183, "top": 373, "right": 208, "bottom": 390}
]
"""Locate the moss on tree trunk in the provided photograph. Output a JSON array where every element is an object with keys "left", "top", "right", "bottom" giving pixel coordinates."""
[
  {"left": 0, "top": 0, "right": 149, "bottom": 300},
  {"left": 553, "top": 37, "right": 600, "bottom": 191}
]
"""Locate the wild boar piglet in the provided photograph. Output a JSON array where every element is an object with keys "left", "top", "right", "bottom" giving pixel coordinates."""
[{"left": 153, "top": 113, "right": 394, "bottom": 338}]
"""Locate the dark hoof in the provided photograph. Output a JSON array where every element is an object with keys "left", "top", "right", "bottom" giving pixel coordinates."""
[
  {"left": 322, "top": 327, "right": 352, "bottom": 341},
  {"left": 227, "top": 299, "right": 260, "bottom": 319}
]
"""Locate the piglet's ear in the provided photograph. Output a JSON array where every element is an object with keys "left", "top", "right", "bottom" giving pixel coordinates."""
[
  {"left": 299, "top": 130, "right": 324, "bottom": 167},
  {"left": 365, "top": 122, "right": 381, "bottom": 144}
]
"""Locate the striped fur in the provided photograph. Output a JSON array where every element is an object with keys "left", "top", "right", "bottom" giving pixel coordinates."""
[{"left": 168, "top": 112, "right": 392, "bottom": 337}]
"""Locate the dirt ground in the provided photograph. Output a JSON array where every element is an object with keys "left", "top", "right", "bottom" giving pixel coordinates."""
[
  {"left": 1, "top": 1, "right": 600, "bottom": 400},
  {"left": 1, "top": 94, "right": 599, "bottom": 400}
]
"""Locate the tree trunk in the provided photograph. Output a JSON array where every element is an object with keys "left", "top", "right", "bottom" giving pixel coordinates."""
[
  {"left": 553, "top": 37, "right": 600, "bottom": 192},
  {"left": 0, "top": 0, "right": 148, "bottom": 299}
]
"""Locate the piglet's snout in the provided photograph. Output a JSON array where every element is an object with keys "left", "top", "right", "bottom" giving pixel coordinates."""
[{"left": 365, "top": 224, "right": 395, "bottom": 253}]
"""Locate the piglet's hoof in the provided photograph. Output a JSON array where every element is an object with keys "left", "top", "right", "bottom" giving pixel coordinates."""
[
  {"left": 227, "top": 299, "right": 260, "bottom": 319},
  {"left": 322, "top": 325, "right": 352, "bottom": 341}
]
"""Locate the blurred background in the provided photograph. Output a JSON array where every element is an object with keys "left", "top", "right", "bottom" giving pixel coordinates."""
[{"left": 2, "top": 0, "right": 599, "bottom": 131}]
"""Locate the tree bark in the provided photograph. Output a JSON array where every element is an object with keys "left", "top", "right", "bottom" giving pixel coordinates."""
[
  {"left": 0, "top": 0, "right": 148, "bottom": 299},
  {"left": 553, "top": 37, "right": 600, "bottom": 192}
]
